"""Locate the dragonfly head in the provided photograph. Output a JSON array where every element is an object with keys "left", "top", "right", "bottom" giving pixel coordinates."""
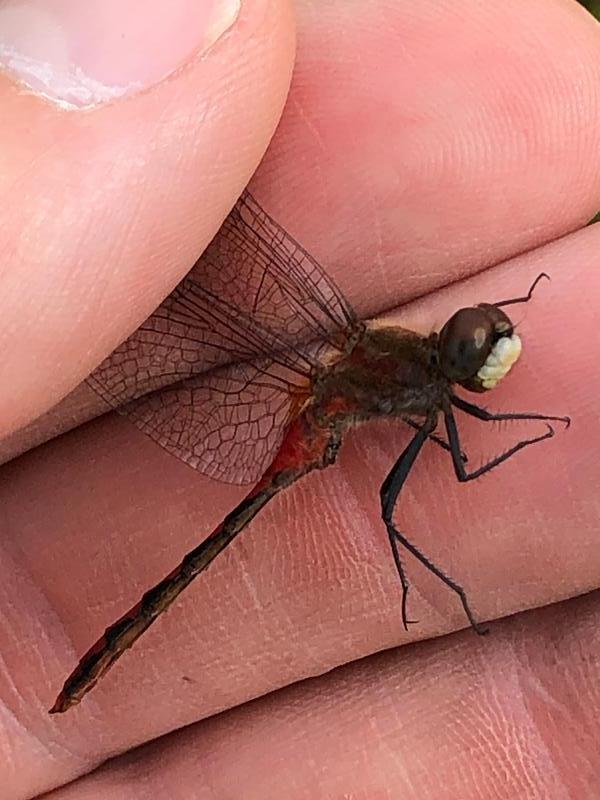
[{"left": 437, "top": 303, "right": 521, "bottom": 393}]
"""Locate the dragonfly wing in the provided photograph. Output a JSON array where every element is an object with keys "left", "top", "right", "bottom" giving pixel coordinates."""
[
  {"left": 118, "top": 356, "right": 306, "bottom": 485},
  {"left": 86, "top": 190, "right": 358, "bottom": 481},
  {"left": 218, "top": 191, "right": 358, "bottom": 341}
]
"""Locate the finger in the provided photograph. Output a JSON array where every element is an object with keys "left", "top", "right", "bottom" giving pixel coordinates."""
[
  {"left": 0, "top": 0, "right": 295, "bottom": 439},
  {"left": 3, "top": 0, "right": 599, "bottom": 464},
  {"left": 40, "top": 593, "right": 600, "bottom": 799},
  {"left": 254, "top": 0, "right": 600, "bottom": 311},
  {"left": 1, "top": 223, "right": 597, "bottom": 794}
]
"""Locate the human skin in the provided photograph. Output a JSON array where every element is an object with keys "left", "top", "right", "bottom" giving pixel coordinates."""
[{"left": 1, "top": 1, "right": 600, "bottom": 798}]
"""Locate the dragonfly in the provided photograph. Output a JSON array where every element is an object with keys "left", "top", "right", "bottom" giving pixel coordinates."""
[{"left": 49, "top": 190, "right": 569, "bottom": 713}]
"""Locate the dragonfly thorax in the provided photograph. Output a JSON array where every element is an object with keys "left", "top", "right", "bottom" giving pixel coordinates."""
[{"left": 312, "top": 326, "right": 447, "bottom": 424}]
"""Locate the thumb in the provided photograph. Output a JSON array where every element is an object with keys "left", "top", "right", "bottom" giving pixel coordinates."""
[{"left": 0, "top": 0, "right": 295, "bottom": 437}]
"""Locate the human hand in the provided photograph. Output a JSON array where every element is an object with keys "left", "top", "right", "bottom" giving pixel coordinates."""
[{"left": 2, "top": 2, "right": 600, "bottom": 798}]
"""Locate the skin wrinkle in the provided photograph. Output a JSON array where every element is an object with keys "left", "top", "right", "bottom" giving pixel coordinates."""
[
  {"left": 4, "top": 124, "right": 80, "bottom": 202},
  {"left": 362, "top": 709, "right": 417, "bottom": 797},
  {"left": 288, "top": 94, "right": 327, "bottom": 155},
  {"left": 303, "top": 474, "right": 364, "bottom": 592},
  {"left": 0, "top": 551, "right": 89, "bottom": 773},
  {"left": 237, "top": 582, "right": 302, "bottom": 685},
  {"left": 438, "top": 664, "right": 538, "bottom": 800},
  {"left": 487, "top": 681, "right": 546, "bottom": 800},
  {"left": 362, "top": 179, "right": 387, "bottom": 290},
  {"left": 514, "top": 660, "right": 576, "bottom": 799},
  {"left": 325, "top": 475, "right": 376, "bottom": 590},
  {"left": 237, "top": 553, "right": 266, "bottom": 616},
  {"left": 0, "top": 662, "right": 25, "bottom": 776},
  {"left": 522, "top": 617, "right": 600, "bottom": 792},
  {"left": 277, "top": 566, "right": 333, "bottom": 673}
]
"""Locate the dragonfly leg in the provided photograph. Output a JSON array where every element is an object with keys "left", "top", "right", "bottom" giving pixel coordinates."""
[
  {"left": 446, "top": 399, "right": 565, "bottom": 482},
  {"left": 403, "top": 418, "right": 468, "bottom": 463},
  {"left": 451, "top": 394, "right": 570, "bottom": 429},
  {"left": 387, "top": 520, "right": 414, "bottom": 632},
  {"left": 380, "top": 414, "right": 487, "bottom": 635}
]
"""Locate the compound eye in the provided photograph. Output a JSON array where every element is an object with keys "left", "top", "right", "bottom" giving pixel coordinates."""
[{"left": 438, "top": 307, "right": 493, "bottom": 382}]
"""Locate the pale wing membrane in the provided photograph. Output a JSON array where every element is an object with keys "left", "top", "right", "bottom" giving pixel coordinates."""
[
  {"left": 121, "top": 357, "right": 306, "bottom": 484},
  {"left": 227, "top": 192, "right": 357, "bottom": 341},
  {"left": 86, "top": 190, "right": 359, "bottom": 483}
]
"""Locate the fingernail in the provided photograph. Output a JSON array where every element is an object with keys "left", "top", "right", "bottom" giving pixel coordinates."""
[{"left": 0, "top": 0, "right": 241, "bottom": 109}]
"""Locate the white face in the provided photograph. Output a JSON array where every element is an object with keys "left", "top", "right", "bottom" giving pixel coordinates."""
[{"left": 476, "top": 333, "right": 522, "bottom": 390}]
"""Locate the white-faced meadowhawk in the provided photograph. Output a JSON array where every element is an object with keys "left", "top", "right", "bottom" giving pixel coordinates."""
[{"left": 49, "top": 190, "right": 569, "bottom": 713}]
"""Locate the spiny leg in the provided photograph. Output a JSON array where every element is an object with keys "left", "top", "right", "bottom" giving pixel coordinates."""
[
  {"left": 403, "top": 417, "right": 468, "bottom": 462},
  {"left": 393, "top": 529, "right": 487, "bottom": 635},
  {"left": 445, "top": 407, "right": 556, "bottom": 482},
  {"left": 451, "top": 394, "right": 570, "bottom": 429},
  {"left": 380, "top": 415, "right": 487, "bottom": 635},
  {"left": 387, "top": 524, "right": 413, "bottom": 631},
  {"left": 380, "top": 422, "right": 431, "bottom": 632}
]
